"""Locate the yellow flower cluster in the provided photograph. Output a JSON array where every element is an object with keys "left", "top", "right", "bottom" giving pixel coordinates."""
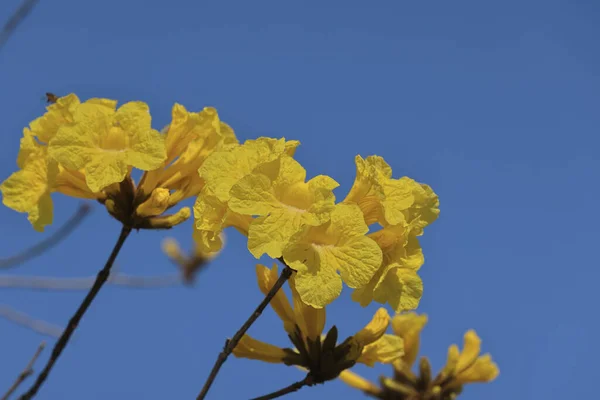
[
  {"left": 0, "top": 94, "right": 236, "bottom": 232},
  {"left": 195, "top": 144, "right": 439, "bottom": 309},
  {"left": 339, "top": 313, "right": 499, "bottom": 399}
]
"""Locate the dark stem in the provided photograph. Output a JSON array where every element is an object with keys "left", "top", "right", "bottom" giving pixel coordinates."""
[
  {"left": 1, "top": 342, "right": 45, "bottom": 400},
  {"left": 1, "top": 204, "right": 91, "bottom": 270},
  {"left": 196, "top": 265, "right": 293, "bottom": 400},
  {"left": 250, "top": 375, "right": 313, "bottom": 400},
  {"left": 18, "top": 225, "right": 132, "bottom": 400}
]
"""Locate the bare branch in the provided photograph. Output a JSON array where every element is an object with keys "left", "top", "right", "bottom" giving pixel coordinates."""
[
  {"left": 1, "top": 342, "right": 45, "bottom": 400},
  {"left": 0, "top": 204, "right": 91, "bottom": 270},
  {"left": 196, "top": 264, "right": 293, "bottom": 400},
  {"left": 0, "top": 273, "right": 182, "bottom": 290},
  {"left": 251, "top": 375, "right": 313, "bottom": 400},
  {"left": 0, "top": 0, "right": 41, "bottom": 54},
  {"left": 18, "top": 225, "right": 132, "bottom": 399},
  {"left": 0, "top": 305, "right": 62, "bottom": 338}
]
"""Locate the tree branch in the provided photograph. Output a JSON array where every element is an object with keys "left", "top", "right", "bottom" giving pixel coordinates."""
[
  {"left": 250, "top": 375, "right": 313, "bottom": 400},
  {"left": 0, "top": 204, "right": 91, "bottom": 270},
  {"left": 196, "top": 264, "right": 294, "bottom": 400},
  {"left": 0, "top": 305, "right": 62, "bottom": 338},
  {"left": 0, "top": 0, "right": 41, "bottom": 54},
  {"left": 18, "top": 225, "right": 132, "bottom": 400},
  {"left": 1, "top": 342, "right": 45, "bottom": 400},
  {"left": 0, "top": 273, "right": 181, "bottom": 290}
]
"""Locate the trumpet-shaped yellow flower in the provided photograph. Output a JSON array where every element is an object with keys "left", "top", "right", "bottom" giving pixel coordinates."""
[
  {"left": 193, "top": 137, "right": 298, "bottom": 252},
  {"left": 233, "top": 264, "right": 402, "bottom": 382},
  {"left": 1, "top": 95, "right": 103, "bottom": 231},
  {"left": 282, "top": 203, "right": 383, "bottom": 308},
  {"left": 228, "top": 155, "right": 339, "bottom": 259},
  {"left": 137, "top": 104, "right": 237, "bottom": 204},
  {"left": 352, "top": 223, "right": 425, "bottom": 312},
  {"left": 343, "top": 155, "right": 440, "bottom": 233},
  {"left": 343, "top": 155, "right": 415, "bottom": 226},
  {"left": 339, "top": 314, "right": 498, "bottom": 399},
  {"left": 48, "top": 100, "right": 166, "bottom": 192},
  {"left": 199, "top": 137, "right": 299, "bottom": 203},
  {"left": 442, "top": 330, "right": 499, "bottom": 385}
]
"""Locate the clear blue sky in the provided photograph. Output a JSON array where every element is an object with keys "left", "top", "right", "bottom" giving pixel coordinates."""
[{"left": 0, "top": 1, "right": 598, "bottom": 399}]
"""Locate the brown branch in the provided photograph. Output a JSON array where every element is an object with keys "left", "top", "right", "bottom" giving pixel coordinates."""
[
  {"left": 18, "top": 225, "right": 132, "bottom": 400},
  {"left": 196, "top": 264, "right": 294, "bottom": 400},
  {"left": 0, "top": 305, "right": 62, "bottom": 337},
  {"left": 1, "top": 342, "right": 45, "bottom": 400},
  {"left": 0, "top": 273, "right": 182, "bottom": 290},
  {"left": 0, "top": 204, "right": 91, "bottom": 270},
  {"left": 0, "top": 0, "right": 40, "bottom": 54},
  {"left": 250, "top": 375, "right": 313, "bottom": 400}
]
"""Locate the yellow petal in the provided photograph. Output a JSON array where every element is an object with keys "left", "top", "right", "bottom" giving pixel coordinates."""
[
  {"left": 354, "top": 308, "right": 390, "bottom": 346},
  {"left": 232, "top": 335, "right": 287, "bottom": 364},
  {"left": 357, "top": 334, "right": 404, "bottom": 366},
  {"left": 456, "top": 330, "right": 482, "bottom": 373},
  {"left": 391, "top": 313, "right": 428, "bottom": 368},
  {"left": 455, "top": 354, "right": 499, "bottom": 384},
  {"left": 373, "top": 265, "right": 423, "bottom": 312},
  {"left": 255, "top": 264, "right": 295, "bottom": 333},
  {"left": 199, "top": 137, "right": 297, "bottom": 203},
  {"left": 29, "top": 93, "right": 80, "bottom": 144},
  {"left": 292, "top": 258, "right": 343, "bottom": 309},
  {"left": 289, "top": 276, "right": 326, "bottom": 340},
  {"left": 1, "top": 154, "right": 58, "bottom": 231},
  {"left": 338, "top": 370, "right": 380, "bottom": 395}
]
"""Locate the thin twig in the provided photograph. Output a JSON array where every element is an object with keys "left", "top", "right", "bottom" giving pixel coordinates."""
[
  {"left": 0, "top": 273, "right": 182, "bottom": 290},
  {"left": 1, "top": 342, "right": 45, "bottom": 400},
  {"left": 18, "top": 225, "right": 132, "bottom": 400},
  {"left": 196, "top": 265, "right": 294, "bottom": 400},
  {"left": 0, "top": 305, "right": 62, "bottom": 337},
  {"left": 0, "top": 204, "right": 91, "bottom": 270},
  {"left": 250, "top": 375, "right": 313, "bottom": 400},
  {"left": 0, "top": 0, "right": 40, "bottom": 53}
]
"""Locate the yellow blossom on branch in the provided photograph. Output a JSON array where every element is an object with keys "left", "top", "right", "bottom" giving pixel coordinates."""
[{"left": 339, "top": 313, "right": 499, "bottom": 399}]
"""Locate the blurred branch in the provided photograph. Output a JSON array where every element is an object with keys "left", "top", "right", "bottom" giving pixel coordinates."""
[
  {"left": 0, "top": 204, "right": 91, "bottom": 270},
  {"left": 196, "top": 264, "right": 293, "bottom": 400},
  {"left": 0, "top": 0, "right": 40, "bottom": 54},
  {"left": 1, "top": 342, "right": 45, "bottom": 400},
  {"left": 0, "top": 273, "right": 182, "bottom": 290},
  {"left": 0, "top": 305, "right": 62, "bottom": 337},
  {"left": 251, "top": 375, "right": 313, "bottom": 400}
]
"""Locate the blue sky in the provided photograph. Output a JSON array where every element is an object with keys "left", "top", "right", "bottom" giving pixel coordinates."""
[{"left": 0, "top": 0, "right": 598, "bottom": 399}]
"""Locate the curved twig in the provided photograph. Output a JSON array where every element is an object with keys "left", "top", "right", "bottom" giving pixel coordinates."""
[{"left": 0, "top": 204, "right": 91, "bottom": 270}]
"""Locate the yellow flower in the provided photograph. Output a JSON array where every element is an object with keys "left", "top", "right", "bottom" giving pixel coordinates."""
[
  {"left": 193, "top": 137, "right": 298, "bottom": 252},
  {"left": 48, "top": 99, "right": 166, "bottom": 192},
  {"left": 352, "top": 223, "right": 425, "bottom": 312},
  {"left": 228, "top": 154, "right": 339, "bottom": 259},
  {"left": 233, "top": 264, "right": 402, "bottom": 382},
  {"left": 339, "top": 315, "right": 498, "bottom": 399},
  {"left": 343, "top": 155, "right": 415, "bottom": 226},
  {"left": 282, "top": 203, "right": 383, "bottom": 308},
  {"left": 391, "top": 312, "right": 428, "bottom": 369},
  {"left": 136, "top": 104, "right": 237, "bottom": 204},
  {"left": 0, "top": 95, "right": 103, "bottom": 231},
  {"left": 442, "top": 330, "right": 499, "bottom": 386}
]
